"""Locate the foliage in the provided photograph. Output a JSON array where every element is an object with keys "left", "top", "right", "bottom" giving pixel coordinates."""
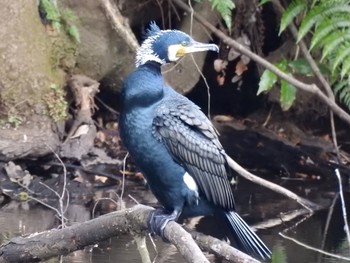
[
  {"left": 279, "top": 0, "right": 307, "bottom": 35},
  {"left": 196, "top": 0, "right": 235, "bottom": 31},
  {"left": 39, "top": 0, "right": 60, "bottom": 30},
  {"left": 271, "top": 244, "right": 288, "bottom": 263},
  {"left": 61, "top": 8, "right": 81, "bottom": 43},
  {"left": 277, "top": 0, "right": 350, "bottom": 109},
  {"left": 39, "top": 0, "right": 80, "bottom": 43},
  {"left": 259, "top": 0, "right": 272, "bottom": 4},
  {"left": 44, "top": 84, "right": 68, "bottom": 122},
  {"left": 0, "top": 115, "right": 23, "bottom": 129},
  {"left": 258, "top": 59, "right": 297, "bottom": 111}
]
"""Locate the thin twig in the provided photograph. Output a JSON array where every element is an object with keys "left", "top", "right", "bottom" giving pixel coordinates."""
[
  {"left": 171, "top": 0, "right": 350, "bottom": 127},
  {"left": 128, "top": 194, "right": 140, "bottom": 205},
  {"left": 132, "top": 234, "right": 152, "bottom": 263},
  {"left": 100, "top": 0, "right": 139, "bottom": 53},
  {"left": 120, "top": 152, "right": 129, "bottom": 208},
  {"left": 320, "top": 193, "right": 339, "bottom": 254},
  {"left": 95, "top": 96, "right": 119, "bottom": 115},
  {"left": 279, "top": 233, "right": 350, "bottom": 261},
  {"left": 252, "top": 208, "right": 309, "bottom": 230},
  {"left": 27, "top": 195, "right": 67, "bottom": 222},
  {"left": 0, "top": 205, "right": 216, "bottom": 263},
  {"left": 225, "top": 154, "right": 322, "bottom": 211},
  {"left": 335, "top": 169, "right": 350, "bottom": 252},
  {"left": 92, "top": 197, "right": 119, "bottom": 218},
  {"left": 272, "top": 0, "right": 341, "bottom": 163},
  {"left": 45, "top": 143, "right": 68, "bottom": 228},
  {"left": 188, "top": 0, "right": 212, "bottom": 118}
]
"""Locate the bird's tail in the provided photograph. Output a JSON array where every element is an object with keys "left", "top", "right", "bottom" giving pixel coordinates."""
[{"left": 224, "top": 211, "right": 271, "bottom": 260}]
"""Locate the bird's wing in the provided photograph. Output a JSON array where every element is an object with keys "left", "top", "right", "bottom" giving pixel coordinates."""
[{"left": 153, "top": 97, "right": 235, "bottom": 210}]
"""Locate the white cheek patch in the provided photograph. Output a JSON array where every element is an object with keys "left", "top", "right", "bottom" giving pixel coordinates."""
[
  {"left": 168, "top": 44, "right": 182, "bottom": 62},
  {"left": 183, "top": 172, "right": 198, "bottom": 193}
]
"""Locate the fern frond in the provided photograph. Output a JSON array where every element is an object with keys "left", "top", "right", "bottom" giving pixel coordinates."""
[
  {"left": 339, "top": 84, "right": 350, "bottom": 107},
  {"left": 333, "top": 79, "right": 348, "bottom": 95},
  {"left": 332, "top": 44, "right": 350, "bottom": 73},
  {"left": 341, "top": 55, "right": 350, "bottom": 78},
  {"left": 279, "top": 0, "right": 307, "bottom": 35},
  {"left": 298, "top": 4, "right": 350, "bottom": 42},
  {"left": 208, "top": 0, "right": 235, "bottom": 30},
  {"left": 321, "top": 30, "right": 350, "bottom": 61},
  {"left": 311, "top": 17, "right": 350, "bottom": 50}
]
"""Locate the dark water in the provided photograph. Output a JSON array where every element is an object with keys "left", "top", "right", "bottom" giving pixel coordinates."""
[{"left": 1, "top": 178, "right": 350, "bottom": 263}]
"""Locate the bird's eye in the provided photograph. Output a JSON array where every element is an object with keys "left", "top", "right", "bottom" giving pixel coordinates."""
[{"left": 181, "top": 41, "right": 189, "bottom": 46}]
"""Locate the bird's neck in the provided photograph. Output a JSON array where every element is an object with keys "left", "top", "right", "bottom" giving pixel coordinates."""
[
  {"left": 122, "top": 61, "right": 164, "bottom": 109},
  {"left": 139, "top": 61, "right": 163, "bottom": 72}
]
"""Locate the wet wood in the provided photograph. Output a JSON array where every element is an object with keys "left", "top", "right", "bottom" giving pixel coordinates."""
[
  {"left": 1, "top": 205, "right": 252, "bottom": 263},
  {"left": 188, "top": 228, "right": 260, "bottom": 263}
]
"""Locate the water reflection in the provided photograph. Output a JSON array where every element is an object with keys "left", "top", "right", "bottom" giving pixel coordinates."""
[{"left": 0, "top": 181, "right": 349, "bottom": 263}]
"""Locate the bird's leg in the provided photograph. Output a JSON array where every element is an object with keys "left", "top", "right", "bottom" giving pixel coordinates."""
[{"left": 147, "top": 208, "right": 180, "bottom": 240}]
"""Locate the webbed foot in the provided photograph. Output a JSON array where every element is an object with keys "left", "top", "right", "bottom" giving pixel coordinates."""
[{"left": 147, "top": 208, "right": 178, "bottom": 240}]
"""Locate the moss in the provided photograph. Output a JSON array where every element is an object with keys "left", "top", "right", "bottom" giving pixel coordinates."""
[
  {"left": 43, "top": 83, "right": 68, "bottom": 122},
  {"left": 50, "top": 34, "right": 78, "bottom": 71}
]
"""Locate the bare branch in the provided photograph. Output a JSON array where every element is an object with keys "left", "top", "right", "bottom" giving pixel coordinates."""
[
  {"left": 171, "top": 0, "right": 350, "bottom": 127},
  {"left": 225, "top": 154, "right": 322, "bottom": 211},
  {"left": 280, "top": 233, "right": 350, "bottom": 261},
  {"left": 271, "top": 0, "right": 341, "bottom": 164},
  {"left": 100, "top": 0, "right": 139, "bottom": 53},
  {"left": 187, "top": 228, "right": 260, "bottom": 263},
  {"left": 0, "top": 205, "right": 213, "bottom": 263},
  {"left": 335, "top": 169, "right": 350, "bottom": 251}
]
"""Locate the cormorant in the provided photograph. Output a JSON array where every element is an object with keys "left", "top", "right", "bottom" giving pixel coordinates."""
[{"left": 119, "top": 22, "right": 271, "bottom": 260}]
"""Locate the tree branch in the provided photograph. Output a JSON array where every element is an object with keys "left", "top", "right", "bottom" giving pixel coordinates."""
[
  {"left": 0, "top": 205, "right": 240, "bottom": 263},
  {"left": 271, "top": 0, "right": 341, "bottom": 163},
  {"left": 171, "top": 0, "right": 350, "bottom": 127},
  {"left": 100, "top": 0, "right": 139, "bottom": 53},
  {"left": 225, "top": 154, "right": 322, "bottom": 211},
  {"left": 187, "top": 228, "right": 260, "bottom": 263}
]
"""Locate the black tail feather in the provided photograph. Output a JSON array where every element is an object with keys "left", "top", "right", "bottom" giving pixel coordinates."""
[{"left": 225, "top": 211, "right": 271, "bottom": 260}]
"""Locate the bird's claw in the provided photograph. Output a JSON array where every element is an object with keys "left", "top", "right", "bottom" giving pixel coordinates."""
[{"left": 148, "top": 208, "right": 177, "bottom": 241}]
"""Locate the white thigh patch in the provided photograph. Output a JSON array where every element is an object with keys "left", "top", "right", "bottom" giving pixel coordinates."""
[{"left": 183, "top": 172, "right": 198, "bottom": 193}]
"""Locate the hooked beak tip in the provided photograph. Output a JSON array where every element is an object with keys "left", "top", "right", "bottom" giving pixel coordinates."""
[{"left": 209, "top": 44, "right": 219, "bottom": 53}]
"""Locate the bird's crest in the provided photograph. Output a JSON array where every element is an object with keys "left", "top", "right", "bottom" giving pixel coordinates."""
[
  {"left": 136, "top": 22, "right": 172, "bottom": 67},
  {"left": 146, "top": 21, "right": 161, "bottom": 37}
]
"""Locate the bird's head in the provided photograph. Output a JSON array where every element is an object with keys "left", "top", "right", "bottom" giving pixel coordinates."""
[{"left": 135, "top": 22, "right": 219, "bottom": 67}]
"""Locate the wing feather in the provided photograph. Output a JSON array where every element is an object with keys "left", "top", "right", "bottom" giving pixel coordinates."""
[{"left": 153, "top": 97, "right": 235, "bottom": 210}]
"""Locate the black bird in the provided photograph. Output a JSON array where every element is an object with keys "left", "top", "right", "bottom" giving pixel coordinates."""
[{"left": 120, "top": 23, "right": 271, "bottom": 260}]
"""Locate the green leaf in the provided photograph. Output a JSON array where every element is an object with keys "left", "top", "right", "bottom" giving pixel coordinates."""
[
  {"left": 333, "top": 79, "right": 348, "bottom": 95},
  {"left": 67, "top": 25, "right": 80, "bottom": 43},
  {"left": 275, "top": 58, "right": 289, "bottom": 72},
  {"left": 257, "top": 70, "right": 277, "bottom": 95},
  {"left": 279, "top": 0, "right": 307, "bottom": 35},
  {"left": 280, "top": 79, "right": 297, "bottom": 111},
  {"left": 208, "top": 0, "right": 235, "bottom": 31},
  {"left": 321, "top": 30, "right": 350, "bottom": 61},
  {"left": 39, "top": 0, "right": 60, "bottom": 21},
  {"left": 341, "top": 56, "right": 350, "bottom": 78},
  {"left": 271, "top": 245, "right": 287, "bottom": 263},
  {"left": 311, "top": 18, "right": 350, "bottom": 50},
  {"left": 288, "top": 59, "right": 313, "bottom": 76},
  {"left": 52, "top": 21, "right": 61, "bottom": 32},
  {"left": 288, "top": 58, "right": 332, "bottom": 77},
  {"left": 259, "top": 0, "right": 272, "bottom": 5},
  {"left": 298, "top": 4, "right": 350, "bottom": 42},
  {"left": 333, "top": 44, "right": 350, "bottom": 73}
]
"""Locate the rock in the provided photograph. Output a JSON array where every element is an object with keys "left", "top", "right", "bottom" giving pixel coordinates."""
[
  {"left": 59, "top": 0, "right": 135, "bottom": 86},
  {"left": 0, "top": 1, "right": 62, "bottom": 161}
]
